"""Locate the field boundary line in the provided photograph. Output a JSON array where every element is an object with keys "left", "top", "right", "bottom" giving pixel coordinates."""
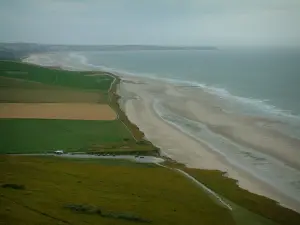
[
  {"left": 2, "top": 58, "right": 139, "bottom": 142},
  {"left": 1, "top": 59, "right": 138, "bottom": 142}
]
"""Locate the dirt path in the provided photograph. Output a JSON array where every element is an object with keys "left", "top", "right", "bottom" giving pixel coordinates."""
[
  {"left": 156, "top": 163, "right": 232, "bottom": 210},
  {"left": 16, "top": 153, "right": 165, "bottom": 164}
]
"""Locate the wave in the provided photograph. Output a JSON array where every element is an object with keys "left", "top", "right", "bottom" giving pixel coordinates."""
[
  {"left": 152, "top": 99, "right": 300, "bottom": 202},
  {"left": 198, "top": 84, "right": 300, "bottom": 120},
  {"left": 151, "top": 76, "right": 300, "bottom": 121},
  {"left": 68, "top": 52, "right": 300, "bottom": 122}
]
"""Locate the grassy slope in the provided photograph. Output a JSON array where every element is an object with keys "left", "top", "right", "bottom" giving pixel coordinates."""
[
  {"left": 0, "top": 156, "right": 235, "bottom": 225},
  {"left": 183, "top": 168, "right": 300, "bottom": 225},
  {"left": 229, "top": 200, "right": 279, "bottom": 225}
]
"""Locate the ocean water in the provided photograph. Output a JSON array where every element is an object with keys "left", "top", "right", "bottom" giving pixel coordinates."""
[
  {"left": 153, "top": 99, "right": 300, "bottom": 203},
  {"left": 76, "top": 50, "right": 300, "bottom": 117},
  {"left": 26, "top": 49, "right": 300, "bottom": 208},
  {"left": 33, "top": 50, "right": 300, "bottom": 137},
  {"left": 27, "top": 50, "right": 300, "bottom": 133},
  {"left": 65, "top": 50, "right": 300, "bottom": 135}
]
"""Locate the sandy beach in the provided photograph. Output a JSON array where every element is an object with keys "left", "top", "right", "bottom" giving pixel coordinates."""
[
  {"left": 118, "top": 75, "right": 300, "bottom": 212},
  {"left": 23, "top": 53, "right": 300, "bottom": 212}
]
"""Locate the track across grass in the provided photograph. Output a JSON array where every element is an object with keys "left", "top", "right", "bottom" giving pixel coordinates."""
[
  {"left": 0, "top": 155, "right": 235, "bottom": 225},
  {"left": 1, "top": 60, "right": 299, "bottom": 225}
]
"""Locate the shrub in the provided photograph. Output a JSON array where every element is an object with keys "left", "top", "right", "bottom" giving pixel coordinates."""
[{"left": 2, "top": 183, "right": 25, "bottom": 190}]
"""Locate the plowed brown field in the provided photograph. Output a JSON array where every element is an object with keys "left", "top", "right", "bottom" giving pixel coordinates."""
[{"left": 0, "top": 103, "right": 116, "bottom": 120}]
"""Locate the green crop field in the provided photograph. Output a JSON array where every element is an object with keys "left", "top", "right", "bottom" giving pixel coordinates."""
[
  {"left": 1, "top": 60, "right": 299, "bottom": 225},
  {"left": 0, "top": 61, "right": 113, "bottom": 92},
  {"left": 0, "top": 119, "right": 133, "bottom": 154},
  {"left": 0, "top": 76, "right": 105, "bottom": 103},
  {"left": 0, "top": 155, "right": 235, "bottom": 225},
  {"left": 0, "top": 60, "right": 158, "bottom": 155}
]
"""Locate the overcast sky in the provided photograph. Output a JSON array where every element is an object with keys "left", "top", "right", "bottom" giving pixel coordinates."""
[{"left": 1, "top": 0, "right": 300, "bottom": 46}]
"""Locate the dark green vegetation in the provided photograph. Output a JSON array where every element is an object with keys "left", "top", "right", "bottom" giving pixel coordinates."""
[
  {"left": 0, "top": 119, "right": 131, "bottom": 154},
  {"left": 64, "top": 203, "right": 152, "bottom": 223},
  {"left": 0, "top": 156, "right": 235, "bottom": 225},
  {"left": 2, "top": 183, "right": 26, "bottom": 190},
  {"left": 0, "top": 61, "right": 113, "bottom": 94},
  {"left": 0, "top": 76, "right": 106, "bottom": 103},
  {"left": 1, "top": 60, "right": 300, "bottom": 225},
  {"left": 183, "top": 168, "right": 300, "bottom": 225},
  {"left": 0, "top": 60, "right": 158, "bottom": 155}
]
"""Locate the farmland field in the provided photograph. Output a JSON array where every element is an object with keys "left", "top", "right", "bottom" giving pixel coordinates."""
[
  {"left": 2, "top": 60, "right": 297, "bottom": 225},
  {"left": 0, "top": 119, "right": 132, "bottom": 153},
  {"left": 0, "top": 76, "right": 104, "bottom": 103},
  {"left": 0, "top": 155, "right": 235, "bottom": 225},
  {"left": 0, "top": 60, "right": 158, "bottom": 154},
  {"left": 0, "top": 61, "right": 114, "bottom": 93},
  {"left": 0, "top": 103, "right": 116, "bottom": 120}
]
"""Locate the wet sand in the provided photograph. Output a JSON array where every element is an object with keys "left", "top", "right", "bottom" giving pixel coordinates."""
[
  {"left": 118, "top": 75, "right": 300, "bottom": 212},
  {"left": 23, "top": 54, "right": 300, "bottom": 212}
]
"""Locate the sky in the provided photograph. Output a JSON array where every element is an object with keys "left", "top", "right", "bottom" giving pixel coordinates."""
[{"left": 1, "top": 0, "right": 300, "bottom": 46}]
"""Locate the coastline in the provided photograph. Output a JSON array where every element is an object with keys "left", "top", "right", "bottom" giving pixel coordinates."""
[
  {"left": 21, "top": 53, "right": 300, "bottom": 214},
  {"left": 118, "top": 75, "right": 300, "bottom": 212}
]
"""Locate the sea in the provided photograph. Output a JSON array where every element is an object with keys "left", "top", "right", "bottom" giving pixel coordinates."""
[
  {"left": 26, "top": 49, "right": 300, "bottom": 208},
  {"left": 40, "top": 49, "right": 300, "bottom": 137}
]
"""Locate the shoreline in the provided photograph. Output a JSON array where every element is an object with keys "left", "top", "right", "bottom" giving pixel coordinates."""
[
  {"left": 21, "top": 54, "right": 300, "bottom": 215},
  {"left": 118, "top": 75, "right": 300, "bottom": 212}
]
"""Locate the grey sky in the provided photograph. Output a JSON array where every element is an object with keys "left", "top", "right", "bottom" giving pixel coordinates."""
[{"left": 1, "top": 0, "right": 300, "bottom": 46}]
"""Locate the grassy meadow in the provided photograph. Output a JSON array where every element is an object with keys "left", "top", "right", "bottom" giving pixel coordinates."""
[
  {"left": 182, "top": 168, "right": 300, "bottom": 225},
  {"left": 0, "top": 155, "right": 235, "bottom": 225},
  {"left": 1, "top": 60, "right": 300, "bottom": 225},
  {"left": 0, "top": 60, "right": 157, "bottom": 155},
  {"left": 0, "top": 61, "right": 114, "bottom": 94},
  {"left": 0, "top": 119, "right": 132, "bottom": 154}
]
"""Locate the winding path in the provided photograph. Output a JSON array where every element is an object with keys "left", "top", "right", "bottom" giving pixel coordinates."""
[{"left": 156, "top": 163, "right": 232, "bottom": 211}]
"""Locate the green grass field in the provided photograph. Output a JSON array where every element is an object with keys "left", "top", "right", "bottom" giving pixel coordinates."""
[
  {"left": 0, "top": 60, "right": 157, "bottom": 155},
  {"left": 183, "top": 168, "right": 300, "bottom": 225},
  {"left": 0, "top": 61, "right": 113, "bottom": 93},
  {"left": 0, "top": 76, "right": 105, "bottom": 103},
  {"left": 0, "top": 155, "right": 235, "bottom": 225},
  {"left": 1, "top": 60, "right": 300, "bottom": 225},
  {"left": 0, "top": 119, "right": 132, "bottom": 153}
]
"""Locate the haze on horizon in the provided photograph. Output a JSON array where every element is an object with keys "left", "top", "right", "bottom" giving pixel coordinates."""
[{"left": 1, "top": 0, "right": 300, "bottom": 47}]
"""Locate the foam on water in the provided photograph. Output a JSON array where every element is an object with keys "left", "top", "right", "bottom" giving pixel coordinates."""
[
  {"left": 68, "top": 52, "right": 300, "bottom": 122},
  {"left": 153, "top": 99, "right": 300, "bottom": 203},
  {"left": 24, "top": 51, "right": 300, "bottom": 208},
  {"left": 25, "top": 51, "right": 300, "bottom": 136}
]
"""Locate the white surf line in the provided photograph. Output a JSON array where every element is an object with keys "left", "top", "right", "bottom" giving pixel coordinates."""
[
  {"left": 156, "top": 163, "right": 232, "bottom": 211},
  {"left": 18, "top": 59, "right": 77, "bottom": 72}
]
